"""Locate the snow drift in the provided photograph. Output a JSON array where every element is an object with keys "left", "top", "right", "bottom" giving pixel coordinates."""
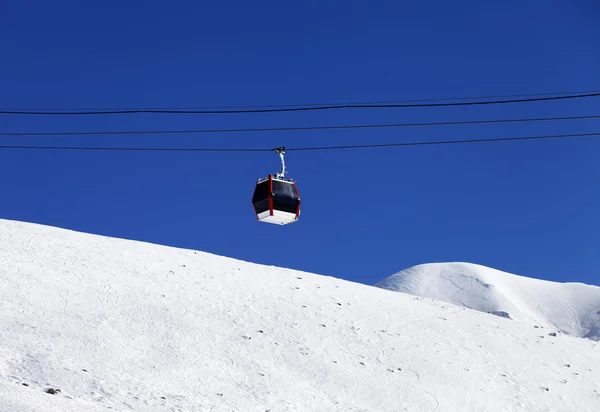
[
  {"left": 375, "top": 262, "right": 600, "bottom": 341},
  {"left": 0, "top": 219, "right": 599, "bottom": 412}
]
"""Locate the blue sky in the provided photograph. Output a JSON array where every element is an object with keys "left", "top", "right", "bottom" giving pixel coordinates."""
[{"left": 0, "top": 1, "right": 599, "bottom": 286}]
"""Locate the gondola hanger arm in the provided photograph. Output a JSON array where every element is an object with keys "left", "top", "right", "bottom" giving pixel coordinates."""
[{"left": 273, "top": 146, "right": 286, "bottom": 179}]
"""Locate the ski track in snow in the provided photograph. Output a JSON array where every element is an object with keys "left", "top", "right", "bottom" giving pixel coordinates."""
[{"left": 0, "top": 219, "right": 598, "bottom": 411}]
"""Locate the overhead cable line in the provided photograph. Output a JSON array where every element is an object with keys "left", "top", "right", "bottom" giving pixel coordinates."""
[
  {"left": 2, "top": 113, "right": 600, "bottom": 137},
  {"left": 0, "top": 131, "right": 597, "bottom": 152},
  {"left": 3, "top": 89, "right": 600, "bottom": 112},
  {"left": 286, "top": 131, "right": 600, "bottom": 151},
  {"left": 2, "top": 92, "right": 600, "bottom": 116}
]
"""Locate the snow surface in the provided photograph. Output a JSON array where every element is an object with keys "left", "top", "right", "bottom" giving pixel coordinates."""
[
  {"left": 375, "top": 262, "right": 600, "bottom": 341},
  {"left": 0, "top": 219, "right": 599, "bottom": 411}
]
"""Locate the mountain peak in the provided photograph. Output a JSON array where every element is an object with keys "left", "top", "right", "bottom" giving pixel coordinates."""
[{"left": 375, "top": 262, "right": 600, "bottom": 341}]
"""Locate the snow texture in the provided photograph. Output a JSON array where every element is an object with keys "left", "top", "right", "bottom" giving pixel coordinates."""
[
  {"left": 375, "top": 262, "right": 600, "bottom": 341},
  {"left": 0, "top": 219, "right": 599, "bottom": 411}
]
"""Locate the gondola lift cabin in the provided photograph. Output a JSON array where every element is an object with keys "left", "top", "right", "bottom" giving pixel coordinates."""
[{"left": 252, "top": 147, "right": 301, "bottom": 225}]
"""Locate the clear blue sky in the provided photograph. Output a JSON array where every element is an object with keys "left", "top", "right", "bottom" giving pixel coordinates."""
[{"left": 1, "top": 1, "right": 599, "bottom": 286}]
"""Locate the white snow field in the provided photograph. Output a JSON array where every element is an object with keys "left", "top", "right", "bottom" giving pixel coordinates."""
[
  {"left": 375, "top": 262, "right": 600, "bottom": 341},
  {"left": 0, "top": 219, "right": 599, "bottom": 412}
]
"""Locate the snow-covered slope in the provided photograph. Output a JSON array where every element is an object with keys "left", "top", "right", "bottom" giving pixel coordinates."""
[
  {"left": 375, "top": 262, "right": 600, "bottom": 341},
  {"left": 1, "top": 219, "right": 599, "bottom": 412}
]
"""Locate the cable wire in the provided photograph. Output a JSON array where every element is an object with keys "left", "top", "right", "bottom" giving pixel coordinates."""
[
  {"left": 2, "top": 92, "right": 600, "bottom": 115},
  {"left": 0, "top": 131, "right": 597, "bottom": 152},
  {"left": 4, "top": 89, "right": 600, "bottom": 112},
  {"left": 286, "top": 131, "right": 600, "bottom": 151},
  {"left": 3, "top": 114, "right": 600, "bottom": 137}
]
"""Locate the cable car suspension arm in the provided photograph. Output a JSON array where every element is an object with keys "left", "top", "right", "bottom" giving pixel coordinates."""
[{"left": 274, "top": 146, "right": 286, "bottom": 179}]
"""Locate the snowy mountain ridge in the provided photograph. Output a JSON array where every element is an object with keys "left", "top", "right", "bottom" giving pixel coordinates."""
[
  {"left": 0, "top": 218, "right": 599, "bottom": 411},
  {"left": 375, "top": 262, "right": 600, "bottom": 341}
]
